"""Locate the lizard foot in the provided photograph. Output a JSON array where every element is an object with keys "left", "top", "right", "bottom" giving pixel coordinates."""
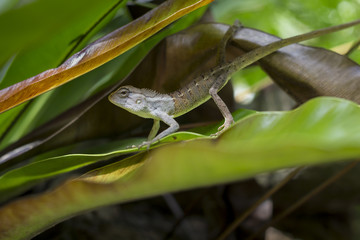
[
  {"left": 210, "top": 119, "right": 234, "bottom": 137},
  {"left": 125, "top": 141, "right": 151, "bottom": 150},
  {"left": 138, "top": 139, "right": 161, "bottom": 150},
  {"left": 137, "top": 141, "right": 151, "bottom": 150}
]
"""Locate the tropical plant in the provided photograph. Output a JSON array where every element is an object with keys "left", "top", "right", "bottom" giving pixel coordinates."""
[{"left": 0, "top": 0, "right": 360, "bottom": 239}]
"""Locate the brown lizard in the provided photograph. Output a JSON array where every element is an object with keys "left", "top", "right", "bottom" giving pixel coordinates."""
[{"left": 109, "top": 19, "right": 360, "bottom": 149}]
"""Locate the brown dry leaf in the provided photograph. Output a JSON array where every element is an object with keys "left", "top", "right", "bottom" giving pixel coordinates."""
[
  {"left": 0, "top": 0, "right": 213, "bottom": 113},
  {"left": 232, "top": 27, "right": 360, "bottom": 103}
]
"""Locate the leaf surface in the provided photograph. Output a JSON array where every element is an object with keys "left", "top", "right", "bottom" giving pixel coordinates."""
[
  {"left": 232, "top": 26, "right": 360, "bottom": 103},
  {"left": 1, "top": 97, "right": 360, "bottom": 239}
]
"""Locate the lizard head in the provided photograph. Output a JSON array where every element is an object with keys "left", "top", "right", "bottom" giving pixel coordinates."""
[{"left": 108, "top": 85, "right": 156, "bottom": 118}]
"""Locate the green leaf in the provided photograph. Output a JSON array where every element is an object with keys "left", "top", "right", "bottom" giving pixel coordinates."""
[
  {"left": 1, "top": 97, "right": 360, "bottom": 239},
  {"left": 0, "top": 108, "right": 253, "bottom": 203},
  {"left": 0, "top": 132, "right": 204, "bottom": 202}
]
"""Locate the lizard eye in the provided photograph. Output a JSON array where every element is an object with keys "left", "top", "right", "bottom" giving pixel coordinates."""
[
  {"left": 136, "top": 99, "right": 141, "bottom": 104},
  {"left": 118, "top": 88, "right": 129, "bottom": 98}
]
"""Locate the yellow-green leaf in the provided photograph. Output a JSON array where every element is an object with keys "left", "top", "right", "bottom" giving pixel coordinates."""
[
  {"left": 0, "top": 0, "right": 213, "bottom": 113},
  {"left": 1, "top": 97, "right": 360, "bottom": 239}
]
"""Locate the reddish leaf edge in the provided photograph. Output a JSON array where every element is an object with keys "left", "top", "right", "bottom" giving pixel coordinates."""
[{"left": 0, "top": 0, "right": 214, "bottom": 113}]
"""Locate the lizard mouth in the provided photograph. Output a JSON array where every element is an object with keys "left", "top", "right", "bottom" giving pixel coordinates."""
[{"left": 108, "top": 92, "right": 122, "bottom": 107}]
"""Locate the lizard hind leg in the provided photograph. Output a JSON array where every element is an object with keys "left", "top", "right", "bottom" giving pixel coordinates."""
[
  {"left": 209, "top": 76, "right": 235, "bottom": 137},
  {"left": 209, "top": 21, "right": 240, "bottom": 136}
]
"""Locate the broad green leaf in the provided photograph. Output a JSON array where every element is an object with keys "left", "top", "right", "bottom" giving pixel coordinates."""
[
  {"left": 0, "top": 132, "right": 205, "bottom": 202},
  {"left": 0, "top": 109, "right": 252, "bottom": 202},
  {"left": 1, "top": 97, "right": 360, "bottom": 239},
  {"left": 0, "top": 104, "right": 24, "bottom": 138},
  {"left": 0, "top": 0, "right": 214, "bottom": 113},
  {"left": 0, "top": 0, "right": 17, "bottom": 14}
]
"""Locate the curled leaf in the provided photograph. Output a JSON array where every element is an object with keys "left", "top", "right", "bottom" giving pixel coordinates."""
[
  {"left": 232, "top": 27, "right": 360, "bottom": 103},
  {"left": 0, "top": 0, "right": 213, "bottom": 113}
]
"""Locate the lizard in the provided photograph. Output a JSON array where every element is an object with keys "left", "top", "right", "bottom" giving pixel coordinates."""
[{"left": 108, "top": 19, "right": 360, "bottom": 149}]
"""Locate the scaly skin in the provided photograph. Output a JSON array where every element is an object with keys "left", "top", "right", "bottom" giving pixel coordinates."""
[{"left": 109, "top": 19, "right": 360, "bottom": 149}]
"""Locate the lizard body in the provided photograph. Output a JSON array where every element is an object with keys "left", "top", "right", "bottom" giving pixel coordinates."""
[
  {"left": 109, "top": 19, "right": 360, "bottom": 148},
  {"left": 169, "top": 72, "right": 219, "bottom": 117}
]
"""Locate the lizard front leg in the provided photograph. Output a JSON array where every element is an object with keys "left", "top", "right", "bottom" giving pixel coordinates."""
[
  {"left": 138, "top": 111, "right": 179, "bottom": 149},
  {"left": 147, "top": 119, "right": 160, "bottom": 141}
]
